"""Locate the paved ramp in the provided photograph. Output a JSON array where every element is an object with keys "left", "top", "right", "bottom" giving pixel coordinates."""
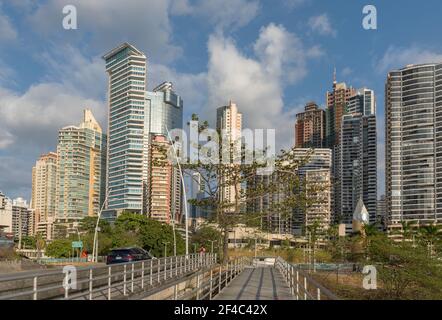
[{"left": 215, "top": 267, "right": 293, "bottom": 300}]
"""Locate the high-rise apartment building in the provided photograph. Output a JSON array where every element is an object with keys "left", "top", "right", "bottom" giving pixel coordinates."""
[
  {"left": 292, "top": 148, "right": 332, "bottom": 236},
  {"left": 326, "top": 73, "right": 356, "bottom": 147},
  {"left": 295, "top": 102, "right": 326, "bottom": 148},
  {"left": 386, "top": 63, "right": 442, "bottom": 227},
  {"left": 12, "top": 198, "right": 33, "bottom": 242},
  {"left": 31, "top": 152, "right": 57, "bottom": 240},
  {"left": 103, "top": 43, "right": 147, "bottom": 215},
  {"left": 347, "top": 88, "right": 376, "bottom": 116},
  {"left": 0, "top": 191, "right": 12, "bottom": 234},
  {"left": 55, "top": 109, "right": 106, "bottom": 235},
  {"left": 216, "top": 101, "right": 242, "bottom": 209},
  {"left": 339, "top": 113, "right": 377, "bottom": 228}
]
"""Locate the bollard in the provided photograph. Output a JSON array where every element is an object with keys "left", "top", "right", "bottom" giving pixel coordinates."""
[
  {"left": 89, "top": 269, "right": 93, "bottom": 300},
  {"left": 209, "top": 269, "right": 213, "bottom": 300},
  {"left": 141, "top": 261, "right": 145, "bottom": 289},
  {"left": 123, "top": 264, "right": 127, "bottom": 296},
  {"left": 108, "top": 267, "right": 112, "bottom": 300}
]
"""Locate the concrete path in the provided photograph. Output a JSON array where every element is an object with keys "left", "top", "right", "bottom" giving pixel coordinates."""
[{"left": 215, "top": 267, "right": 293, "bottom": 300}]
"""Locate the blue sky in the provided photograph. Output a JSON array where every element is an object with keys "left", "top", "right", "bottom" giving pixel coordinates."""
[{"left": 1, "top": 0, "right": 442, "bottom": 200}]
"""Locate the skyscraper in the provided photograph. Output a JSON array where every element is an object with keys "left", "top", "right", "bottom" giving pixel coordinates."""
[
  {"left": 386, "top": 63, "right": 442, "bottom": 228},
  {"left": 31, "top": 152, "right": 57, "bottom": 240},
  {"left": 216, "top": 101, "right": 242, "bottom": 209},
  {"left": 339, "top": 113, "right": 377, "bottom": 229},
  {"left": 295, "top": 102, "right": 326, "bottom": 148},
  {"left": 103, "top": 43, "right": 147, "bottom": 215},
  {"left": 55, "top": 109, "right": 106, "bottom": 234},
  {"left": 326, "top": 72, "right": 356, "bottom": 147},
  {"left": 0, "top": 191, "right": 12, "bottom": 234}
]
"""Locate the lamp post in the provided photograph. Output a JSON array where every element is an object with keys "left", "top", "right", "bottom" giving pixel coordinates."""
[
  {"left": 208, "top": 240, "right": 218, "bottom": 254},
  {"left": 164, "top": 241, "right": 170, "bottom": 258},
  {"left": 92, "top": 189, "right": 111, "bottom": 263},
  {"left": 165, "top": 127, "right": 189, "bottom": 256}
]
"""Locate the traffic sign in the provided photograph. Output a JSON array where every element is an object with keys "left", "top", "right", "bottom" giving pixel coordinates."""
[{"left": 72, "top": 241, "right": 83, "bottom": 248}]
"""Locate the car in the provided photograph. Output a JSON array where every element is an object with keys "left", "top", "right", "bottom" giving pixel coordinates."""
[{"left": 106, "top": 247, "right": 154, "bottom": 265}]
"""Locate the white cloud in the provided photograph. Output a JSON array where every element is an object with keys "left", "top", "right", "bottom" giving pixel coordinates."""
[
  {"left": 308, "top": 14, "right": 336, "bottom": 37},
  {"left": 0, "top": 9, "right": 17, "bottom": 41},
  {"left": 171, "top": 0, "right": 260, "bottom": 30},
  {"left": 377, "top": 46, "right": 442, "bottom": 73},
  {"left": 27, "top": 0, "right": 181, "bottom": 63},
  {"left": 206, "top": 23, "right": 322, "bottom": 148}
]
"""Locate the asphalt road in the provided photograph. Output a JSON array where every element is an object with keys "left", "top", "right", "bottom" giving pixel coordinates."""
[{"left": 215, "top": 266, "right": 293, "bottom": 300}]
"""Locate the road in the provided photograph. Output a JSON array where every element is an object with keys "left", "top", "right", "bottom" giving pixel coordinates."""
[{"left": 215, "top": 266, "right": 293, "bottom": 300}]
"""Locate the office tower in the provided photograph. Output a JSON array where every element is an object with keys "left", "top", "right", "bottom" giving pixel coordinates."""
[
  {"left": 339, "top": 114, "right": 377, "bottom": 230},
  {"left": 55, "top": 109, "right": 106, "bottom": 235},
  {"left": 295, "top": 102, "right": 326, "bottom": 148},
  {"left": 386, "top": 63, "right": 442, "bottom": 228},
  {"left": 31, "top": 152, "right": 57, "bottom": 240},
  {"left": 12, "top": 198, "right": 33, "bottom": 243},
  {"left": 216, "top": 101, "right": 242, "bottom": 209},
  {"left": 0, "top": 191, "right": 12, "bottom": 234},
  {"left": 103, "top": 43, "right": 147, "bottom": 215},
  {"left": 292, "top": 149, "right": 332, "bottom": 236},
  {"left": 326, "top": 71, "right": 356, "bottom": 147}
]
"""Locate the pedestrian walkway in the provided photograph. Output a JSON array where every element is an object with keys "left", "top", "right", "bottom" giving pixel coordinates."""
[{"left": 215, "top": 266, "right": 293, "bottom": 300}]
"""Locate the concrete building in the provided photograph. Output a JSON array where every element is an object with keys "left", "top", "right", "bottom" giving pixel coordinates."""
[
  {"left": 295, "top": 102, "right": 326, "bottom": 148},
  {"left": 293, "top": 149, "right": 332, "bottom": 236},
  {"left": 55, "top": 110, "right": 106, "bottom": 234},
  {"left": 216, "top": 101, "right": 242, "bottom": 210},
  {"left": 31, "top": 152, "right": 57, "bottom": 240},
  {"left": 0, "top": 191, "right": 12, "bottom": 234},
  {"left": 376, "top": 195, "right": 387, "bottom": 231},
  {"left": 385, "top": 63, "right": 442, "bottom": 228},
  {"left": 12, "top": 198, "right": 33, "bottom": 245},
  {"left": 347, "top": 88, "right": 376, "bottom": 116}
]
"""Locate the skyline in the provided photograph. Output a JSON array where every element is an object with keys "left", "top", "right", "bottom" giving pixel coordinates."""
[{"left": 2, "top": 1, "right": 442, "bottom": 199}]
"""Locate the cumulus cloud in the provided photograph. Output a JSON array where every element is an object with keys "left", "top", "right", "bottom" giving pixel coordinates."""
[
  {"left": 377, "top": 45, "right": 442, "bottom": 73},
  {"left": 206, "top": 23, "right": 322, "bottom": 148},
  {"left": 26, "top": 0, "right": 181, "bottom": 63},
  {"left": 308, "top": 14, "right": 336, "bottom": 37},
  {"left": 0, "top": 8, "right": 17, "bottom": 41},
  {"left": 171, "top": 0, "right": 260, "bottom": 30}
]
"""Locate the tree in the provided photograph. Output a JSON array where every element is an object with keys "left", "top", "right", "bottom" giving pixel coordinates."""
[
  {"left": 45, "top": 239, "right": 72, "bottom": 258},
  {"left": 417, "top": 225, "right": 441, "bottom": 258},
  {"left": 191, "top": 225, "right": 222, "bottom": 253},
  {"left": 170, "top": 116, "right": 316, "bottom": 262}
]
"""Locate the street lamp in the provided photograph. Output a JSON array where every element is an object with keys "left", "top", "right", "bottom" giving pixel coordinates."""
[
  {"left": 92, "top": 189, "right": 111, "bottom": 263},
  {"left": 164, "top": 241, "right": 170, "bottom": 258},
  {"left": 165, "top": 126, "right": 189, "bottom": 256},
  {"left": 208, "top": 240, "right": 218, "bottom": 254}
]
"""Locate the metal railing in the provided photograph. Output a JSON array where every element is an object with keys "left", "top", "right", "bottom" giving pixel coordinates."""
[
  {"left": 275, "top": 257, "right": 339, "bottom": 300},
  {"left": 0, "top": 253, "right": 216, "bottom": 300},
  {"left": 170, "top": 256, "right": 249, "bottom": 300}
]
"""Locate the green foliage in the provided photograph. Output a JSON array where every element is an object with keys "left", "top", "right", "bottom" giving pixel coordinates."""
[
  {"left": 20, "top": 236, "right": 37, "bottom": 249},
  {"left": 45, "top": 238, "right": 73, "bottom": 258},
  {"left": 191, "top": 226, "right": 222, "bottom": 253}
]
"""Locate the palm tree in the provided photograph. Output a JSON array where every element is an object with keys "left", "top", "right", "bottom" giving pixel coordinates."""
[{"left": 401, "top": 221, "right": 416, "bottom": 242}]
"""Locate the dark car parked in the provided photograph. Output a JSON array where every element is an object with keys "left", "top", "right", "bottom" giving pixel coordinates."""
[{"left": 106, "top": 247, "right": 154, "bottom": 265}]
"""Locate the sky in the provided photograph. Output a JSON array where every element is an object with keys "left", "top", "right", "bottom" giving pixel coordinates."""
[{"left": 1, "top": 0, "right": 442, "bottom": 200}]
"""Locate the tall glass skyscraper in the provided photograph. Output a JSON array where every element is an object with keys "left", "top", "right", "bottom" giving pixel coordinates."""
[
  {"left": 103, "top": 43, "right": 147, "bottom": 214},
  {"left": 386, "top": 63, "right": 442, "bottom": 228}
]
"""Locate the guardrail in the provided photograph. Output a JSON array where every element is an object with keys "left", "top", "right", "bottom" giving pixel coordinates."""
[
  {"left": 142, "top": 256, "right": 250, "bottom": 300},
  {"left": 0, "top": 253, "right": 216, "bottom": 300},
  {"left": 275, "top": 257, "right": 339, "bottom": 300}
]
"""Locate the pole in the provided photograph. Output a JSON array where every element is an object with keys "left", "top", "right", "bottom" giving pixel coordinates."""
[
  {"left": 166, "top": 126, "right": 189, "bottom": 256},
  {"left": 92, "top": 188, "right": 110, "bottom": 263}
]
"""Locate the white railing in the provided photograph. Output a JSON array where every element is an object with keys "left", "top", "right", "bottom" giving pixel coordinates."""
[
  {"left": 275, "top": 257, "right": 339, "bottom": 300},
  {"left": 0, "top": 253, "right": 217, "bottom": 300}
]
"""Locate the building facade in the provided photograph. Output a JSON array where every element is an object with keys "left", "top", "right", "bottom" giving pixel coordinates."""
[
  {"left": 386, "top": 63, "right": 442, "bottom": 227},
  {"left": 0, "top": 191, "right": 12, "bottom": 234},
  {"left": 295, "top": 102, "right": 326, "bottom": 148},
  {"left": 55, "top": 109, "right": 106, "bottom": 235},
  {"left": 103, "top": 43, "right": 147, "bottom": 215},
  {"left": 31, "top": 152, "right": 57, "bottom": 240},
  {"left": 216, "top": 101, "right": 243, "bottom": 209}
]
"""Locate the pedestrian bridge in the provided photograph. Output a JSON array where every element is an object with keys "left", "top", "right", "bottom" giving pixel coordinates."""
[{"left": 0, "top": 254, "right": 338, "bottom": 300}]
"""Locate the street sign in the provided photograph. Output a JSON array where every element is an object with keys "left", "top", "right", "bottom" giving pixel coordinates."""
[{"left": 72, "top": 241, "right": 83, "bottom": 248}]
